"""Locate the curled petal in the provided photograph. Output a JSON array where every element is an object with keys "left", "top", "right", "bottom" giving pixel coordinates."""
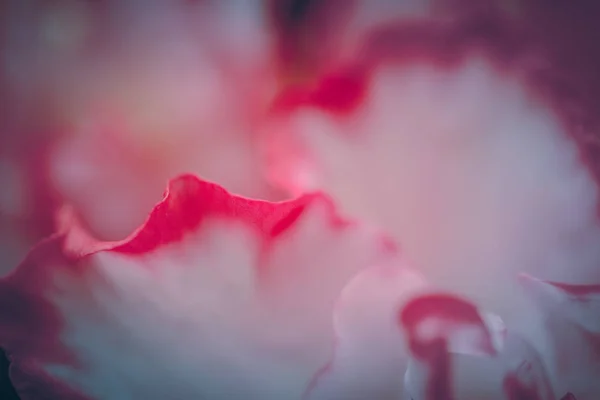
[
  {"left": 304, "top": 266, "right": 428, "bottom": 399},
  {"left": 400, "top": 293, "right": 496, "bottom": 400},
  {"left": 519, "top": 273, "right": 600, "bottom": 333},
  {"left": 400, "top": 293, "right": 555, "bottom": 400},
  {"left": 0, "top": 174, "right": 399, "bottom": 400}
]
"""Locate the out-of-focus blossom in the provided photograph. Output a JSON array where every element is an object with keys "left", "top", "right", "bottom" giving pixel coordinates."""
[
  {"left": 265, "top": 5, "right": 600, "bottom": 398},
  {"left": 1, "top": 0, "right": 599, "bottom": 398},
  {"left": 0, "top": 174, "right": 426, "bottom": 399}
]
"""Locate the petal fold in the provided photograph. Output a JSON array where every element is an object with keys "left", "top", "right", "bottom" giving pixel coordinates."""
[{"left": 1, "top": 174, "right": 402, "bottom": 400}]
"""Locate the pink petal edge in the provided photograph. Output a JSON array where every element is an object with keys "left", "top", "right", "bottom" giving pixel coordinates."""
[{"left": 0, "top": 173, "right": 400, "bottom": 399}]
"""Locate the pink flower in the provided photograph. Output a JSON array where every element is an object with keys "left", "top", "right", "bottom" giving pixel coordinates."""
[
  {"left": 265, "top": 5, "right": 600, "bottom": 399},
  {"left": 1, "top": 1, "right": 599, "bottom": 398},
  {"left": 0, "top": 174, "right": 427, "bottom": 399}
]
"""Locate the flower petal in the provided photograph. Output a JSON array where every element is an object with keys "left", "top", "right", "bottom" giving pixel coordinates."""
[
  {"left": 401, "top": 293, "right": 496, "bottom": 400},
  {"left": 520, "top": 273, "right": 600, "bottom": 400},
  {"left": 5, "top": 0, "right": 280, "bottom": 242},
  {"left": 499, "top": 333, "right": 555, "bottom": 400},
  {"left": 267, "top": 0, "right": 489, "bottom": 85},
  {"left": 400, "top": 293, "right": 555, "bottom": 400},
  {"left": 0, "top": 151, "right": 57, "bottom": 277},
  {"left": 0, "top": 174, "right": 401, "bottom": 400},
  {"left": 265, "top": 13, "right": 600, "bottom": 336},
  {"left": 304, "top": 266, "right": 428, "bottom": 399}
]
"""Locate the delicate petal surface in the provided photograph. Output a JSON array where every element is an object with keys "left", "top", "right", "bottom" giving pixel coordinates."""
[
  {"left": 305, "top": 266, "right": 429, "bottom": 399},
  {"left": 0, "top": 174, "right": 408, "bottom": 399},
  {"left": 266, "top": 14, "right": 600, "bottom": 344},
  {"left": 3, "top": 0, "right": 280, "bottom": 242}
]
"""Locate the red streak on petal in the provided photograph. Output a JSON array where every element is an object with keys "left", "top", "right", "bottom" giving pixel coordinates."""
[
  {"left": 422, "top": 338, "right": 454, "bottom": 400},
  {"left": 302, "top": 353, "right": 334, "bottom": 400},
  {"left": 400, "top": 294, "right": 497, "bottom": 400},
  {"left": 400, "top": 293, "right": 496, "bottom": 358}
]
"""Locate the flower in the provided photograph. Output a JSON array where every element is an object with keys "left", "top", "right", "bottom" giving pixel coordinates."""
[
  {"left": 1, "top": 1, "right": 599, "bottom": 399},
  {"left": 264, "top": 5, "right": 600, "bottom": 399},
  {"left": 0, "top": 174, "right": 427, "bottom": 399},
  {"left": 1, "top": 172, "right": 591, "bottom": 399}
]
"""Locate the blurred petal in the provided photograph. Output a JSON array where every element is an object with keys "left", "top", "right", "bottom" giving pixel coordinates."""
[
  {"left": 265, "top": 11, "right": 600, "bottom": 337},
  {"left": 499, "top": 333, "right": 555, "bottom": 400},
  {"left": 401, "top": 293, "right": 496, "bottom": 400},
  {"left": 305, "top": 266, "right": 428, "bottom": 399},
  {"left": 266, "top": 0, "right": 495, "bottom": 84},
  {"left": 0, "top": 151, "right": 57, "bottom": 276},
  {"left": 520, "top": 273, "right": 600, "bottom": 399},
  {"left": 4, "top": 0, "right": 280, "bottom": 242},
  {"left": 0, "top": 174, "right": 403, "bottom": 399},
  {"left": 400, "top": 294, "right": 555, "bottom": 400}
]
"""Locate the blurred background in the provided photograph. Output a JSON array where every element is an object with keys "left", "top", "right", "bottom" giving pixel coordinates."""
[{"left": 1, "top": 0, "right": 599, "bottom": 398}]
